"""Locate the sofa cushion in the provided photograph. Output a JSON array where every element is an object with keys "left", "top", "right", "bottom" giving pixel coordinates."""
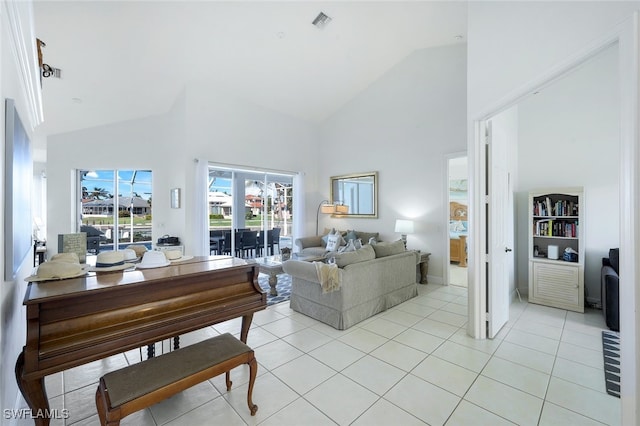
[
  {"left": 372, "top": 240, "right": 406, "bottom": 258},
  {"left": 333, "top": 245, "right": 375, "bottom": 267}
]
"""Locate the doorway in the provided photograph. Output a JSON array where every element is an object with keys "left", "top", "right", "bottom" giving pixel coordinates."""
[{"left": 446, "top": 154, "right": 468, "bottom": 287}]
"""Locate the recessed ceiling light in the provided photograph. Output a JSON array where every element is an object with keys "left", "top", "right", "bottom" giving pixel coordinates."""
[
  {"left": 71, "top": 97, "right": 82, "bottom": 104},
  {"left": 454, "top": 35, "right": 464, "bottom": 40},
  {"left": 312, "top": 12, "right": 332, "bottom": 29}
]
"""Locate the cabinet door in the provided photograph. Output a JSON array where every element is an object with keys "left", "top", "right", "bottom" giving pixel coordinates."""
[{"left": 531, "top": 261, "right": 583, "bottom": 312}]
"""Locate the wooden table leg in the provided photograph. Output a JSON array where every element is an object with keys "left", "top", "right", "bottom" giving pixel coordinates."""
[{"left": 268, "top": 272, "right": 278, "bottom": 296}]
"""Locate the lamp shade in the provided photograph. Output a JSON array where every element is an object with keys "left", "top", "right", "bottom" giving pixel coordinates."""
[
  {"left": 335, "top": 204, "right": 349, "bottom": 214},
  {"left": 320, "top": 204, "right": 335, "bottom": 214},
  {"left": 395, "top": 219, "right": 414, "bottom": 234}
]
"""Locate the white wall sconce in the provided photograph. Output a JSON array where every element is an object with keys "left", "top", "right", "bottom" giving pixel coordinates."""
[{"left": 171, "top": 188, "right": 181, "bottom": 209}]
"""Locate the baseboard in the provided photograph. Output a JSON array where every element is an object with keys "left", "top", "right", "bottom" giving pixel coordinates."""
[{"left": 427, "top": 275, "right": 444, "bottom": 285}]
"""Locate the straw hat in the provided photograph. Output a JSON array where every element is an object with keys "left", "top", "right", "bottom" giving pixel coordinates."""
[
  {"left": 50, "top": 252, "right": 80, "bottom": 264},
  {"left": 163, "top": 249, "right": 194, "bottom": 263},
  {"left": 126, "top": 245, "right": 147, "bottom": 258},
  {"left": 25, "top": 260, "right": 87, "bottom": 282},
  {"left": 88, "top": 251, "right": 136, "bottom": 272},
  {"left": 121, "top": 248, "right": 138, "bottom": 261},
  {"left": 137, "top": 250, "right": 170, "bottom": 269}
]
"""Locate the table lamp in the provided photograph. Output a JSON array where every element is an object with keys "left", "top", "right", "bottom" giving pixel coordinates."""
[{"left": 395, "top": 219, "right": 414, "bottom": 248}]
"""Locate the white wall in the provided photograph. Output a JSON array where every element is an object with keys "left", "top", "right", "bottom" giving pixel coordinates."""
[
  {"left": 46, "top": 81, "right": 319, "bottom": 256},
  {"left": 319, "top": 44, "right": 467, "bottom": 281},
  {"left": 1, "top": 1, "right": 43, "bottom": 414},
  {"left": 468, "top": 1, "right": 638, "bottom": 117},
  {"left": 515, "top": 44, "right": 620, "bottom": 305}
]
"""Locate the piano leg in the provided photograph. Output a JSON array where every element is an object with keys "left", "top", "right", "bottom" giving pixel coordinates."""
[
  {"left": 15, "top": 349, "right": 51, "bottom": 426},
  {"left": 240, "top": 313, "right": 254, "bottom": 343}
]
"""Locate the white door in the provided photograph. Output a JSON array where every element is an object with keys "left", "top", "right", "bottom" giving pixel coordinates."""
[{"left": 486, "top": 121, "right": 512, "bottom": 338}]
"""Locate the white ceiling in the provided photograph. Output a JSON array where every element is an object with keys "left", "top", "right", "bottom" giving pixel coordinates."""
[{"left": 33, "top": 1, "right": 468, "bottom": 143}]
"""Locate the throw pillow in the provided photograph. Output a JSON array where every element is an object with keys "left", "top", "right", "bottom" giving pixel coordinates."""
[
  {"left": 321, "top": 228, "right": 335, "bottom": 245},
  {"left": 338, "top": 239, "right": 356, "bottom": 253},
  {"left": 372, "top": 239, "right": 406, "bottom": 258},
  {"left": 344, "top": 230, "right": 358, "bottom": 242},
  {"left": 325, "top": 230, "right": 343, "bottom": 252},
  {"left": 333, "top": 245, "right": 376, "bottom": 267},
  {"left": 354, "top": 238, "right": 363, "bottom": 249}
]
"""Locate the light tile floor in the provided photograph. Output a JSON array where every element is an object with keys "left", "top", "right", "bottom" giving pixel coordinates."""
[{"left": 17, "top": 284, "right": 620, "bottom": 425}]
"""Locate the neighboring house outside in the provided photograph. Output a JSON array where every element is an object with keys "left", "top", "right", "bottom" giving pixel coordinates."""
[{"left": 82, "top": 196, "right": 151, "bottom": 216}]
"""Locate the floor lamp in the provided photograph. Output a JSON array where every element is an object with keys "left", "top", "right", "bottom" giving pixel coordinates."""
[{"left": 316, "top": 200, "right": 335, "bottom": 235}]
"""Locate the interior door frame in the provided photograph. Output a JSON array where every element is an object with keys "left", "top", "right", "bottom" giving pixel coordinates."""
[
  {"left": 468, "top": 14, "right": 638, "bottom": 423},
  {"left": 443, "top": 151, "right": 468, "bottom": 287}
]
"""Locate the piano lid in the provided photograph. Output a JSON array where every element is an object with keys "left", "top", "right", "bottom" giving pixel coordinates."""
[{"left": 25, "top": 256, "right": 255, "bottom": 303}]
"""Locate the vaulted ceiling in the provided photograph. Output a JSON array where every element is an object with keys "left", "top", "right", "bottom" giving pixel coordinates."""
[{"left": 33, "top": 1, "right": 467, "bottom": 142}]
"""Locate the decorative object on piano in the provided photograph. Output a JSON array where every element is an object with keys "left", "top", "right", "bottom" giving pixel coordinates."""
[
  {"left": 24, "top": 255, "right": 88, "bottom": 282},
  {"left": 58, "top": 232, "right": 88, "bottom": 264},
  {"left": 157, "top": 234, "right": 180, "bottom": 246},
  {"left": 280, "top": 247, "right": 291, "bottom": 261},
  {"left": 137, "top": 250, "right": 171, "bottom": 269},
  {"left": 164, "top": 249, "right": 194, "bottom": 263},
  {"left": 88, "top": 251, "right": 136, "bottom": 272}
]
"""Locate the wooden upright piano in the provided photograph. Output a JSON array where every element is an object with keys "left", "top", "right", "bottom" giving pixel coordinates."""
[{"left": 15, "top": 256, "right": 266, "bottom": 426}]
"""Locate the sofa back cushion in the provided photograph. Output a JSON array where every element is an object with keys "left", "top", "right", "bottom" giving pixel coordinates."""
[
  {"left": 355, "top": 231, "right": 379, "bottom": 244},
  {"left": 333, "top": 244, "right": 375, "bottom": 267},
  {"left": 372, "top": 240, "right": 406, "bottom": 258}
]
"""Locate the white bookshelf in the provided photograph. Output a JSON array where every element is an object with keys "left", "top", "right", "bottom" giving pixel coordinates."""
[{"left": 528, "top": 187, "right": 584, "bottom": 313}]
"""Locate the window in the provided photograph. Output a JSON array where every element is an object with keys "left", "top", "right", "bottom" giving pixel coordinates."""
[{"left": 79, "top": 170, "right": 153, "bottom": 252}]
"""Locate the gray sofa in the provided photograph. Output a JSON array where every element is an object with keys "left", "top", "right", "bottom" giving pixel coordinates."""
[{"left": 282, "top": 241, "right": 419, "bottom": 330}]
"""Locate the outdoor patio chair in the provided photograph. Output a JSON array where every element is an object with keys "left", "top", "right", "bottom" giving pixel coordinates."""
[
  {"left": 240, "top": 230, "right": 258, "bottom": 258},
  {"left": 270, "top": 228, "right": 281, "bottom": 255}
]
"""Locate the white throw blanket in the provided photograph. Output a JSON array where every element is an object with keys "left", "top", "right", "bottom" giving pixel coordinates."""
[{"left": 314, "top": 262, "right": 341, "bottom": 293}]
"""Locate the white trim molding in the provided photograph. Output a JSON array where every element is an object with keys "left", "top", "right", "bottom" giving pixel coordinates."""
[{"left": 3, "top": 0, "right": 43, "bottom": 128}]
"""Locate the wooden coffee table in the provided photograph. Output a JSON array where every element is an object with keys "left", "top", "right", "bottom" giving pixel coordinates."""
[{"left": 254, "top": 254, "right": 325, "bottom": 296}]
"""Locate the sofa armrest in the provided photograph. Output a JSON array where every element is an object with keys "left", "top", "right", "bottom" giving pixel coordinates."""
[
  {"left": 282, "top": 260, "right": 321, "bottom": 283},
  {"left": 295, "top": 236, "right": 324, "bottom": 250}
]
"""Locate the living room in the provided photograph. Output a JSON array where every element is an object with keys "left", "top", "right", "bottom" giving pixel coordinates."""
[{"left": 2, "top": 1, "right": 639, "bottom": 424}]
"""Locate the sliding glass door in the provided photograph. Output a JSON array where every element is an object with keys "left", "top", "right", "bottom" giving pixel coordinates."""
[{"left": 208, "top": 166, "right": 293, "bottom": 258}]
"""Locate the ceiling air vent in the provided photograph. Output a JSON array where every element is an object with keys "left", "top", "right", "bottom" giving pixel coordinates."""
[{"left": 312, "top": 12, "right": 332, "bottom": 29}]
